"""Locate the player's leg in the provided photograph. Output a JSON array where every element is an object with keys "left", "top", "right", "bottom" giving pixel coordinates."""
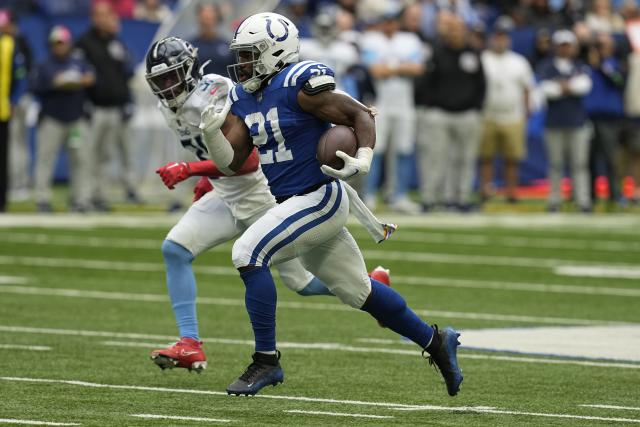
[
  {"left": 390, "top": 109, "right": 419, "bottom": 213},
  {"left": 241, "top": 210, "right": 332, "bottom": 296},
  {"left": 227, "top": 180, "right": 347, "bottom": 395},
  {"left": 544, "top": 129, "right": 564, "bottom": 211},
  {"left": 34, "top": 118, "right": 67, "bottom": 211},
  {"left": 300, "top": 227, "right": 463, "bottom": 397},
  {"left": 569, "top": 126, "right": 592, "bottom": 210},
  {"left": 364, "top": 108, "right": 390, "bottom": 208},
  {"left": 152, "top": 191, "right": 242, "bottom": 372}
]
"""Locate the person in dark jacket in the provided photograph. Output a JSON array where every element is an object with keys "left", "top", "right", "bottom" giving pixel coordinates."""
[
  {"left": 77, "top": 0, "right": 139, "bottom": 210},
  {"left": 31, "top": 25, "right": 94, "bottom": 212},
  {"left": 416, "top": 15, "right": 485, "bottom": 211},
  {"left": 585, "top": 33, "right": 626, "bottom": 205},
  {"left": 188, "top": 3, "right": 234, "bottom": 77},
  {"left": 538, "top": 29, "right": 593, "bottom": 212}
]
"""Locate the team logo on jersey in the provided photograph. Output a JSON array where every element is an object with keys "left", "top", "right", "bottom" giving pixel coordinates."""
[{"left": 266, "top": 18, "right": 289, "bottom": 42}]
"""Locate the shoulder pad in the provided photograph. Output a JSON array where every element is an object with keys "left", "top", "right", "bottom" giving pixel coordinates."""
[
  {"left": 302, "top": 75, "right": 336, "bottom": 95},
  {"left": 282, "top": 61, "right": 335, "bottom": 89}
]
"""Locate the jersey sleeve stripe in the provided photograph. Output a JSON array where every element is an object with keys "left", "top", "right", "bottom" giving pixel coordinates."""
[
  {"left": 283, "top": 60, "right": 315, "bottom": 87},
  {"left": 230, "top": 85, "right": 239, "bottom": 102},
  {"left": 289, "top": 62, "right": 321, "bottom": 87}
]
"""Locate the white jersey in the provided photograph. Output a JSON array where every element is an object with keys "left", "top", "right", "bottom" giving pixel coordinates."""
[
  {"left": 359, "top": 30, "right": 425, "bottom": 109},
  {"left": 159, "top": 73, "right": 274, "bottom": 219}
]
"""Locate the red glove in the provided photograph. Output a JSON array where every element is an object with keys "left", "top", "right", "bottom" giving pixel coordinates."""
[
  {"left": 156, "top": 162, "right": 192, "bottom": 189},
  {"left": 193, "top": 176, "right": 213, "bottom": 202}
]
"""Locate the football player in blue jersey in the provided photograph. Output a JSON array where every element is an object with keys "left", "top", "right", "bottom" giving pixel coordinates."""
[{"left": 200, "top": 12, "right": 463, "bottom": 397}]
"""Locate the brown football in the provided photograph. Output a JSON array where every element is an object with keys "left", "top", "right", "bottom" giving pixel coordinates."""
[{"left": 317, "top": 125, "right": 358, "bottom": 170}]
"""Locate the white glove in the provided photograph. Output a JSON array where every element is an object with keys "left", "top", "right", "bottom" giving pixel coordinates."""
[
  {"left": 200, "top": 101, "right": 230, "bottom": 135},
  {"left": 321, "top": 147, "right": 373, "bottom": 180}
]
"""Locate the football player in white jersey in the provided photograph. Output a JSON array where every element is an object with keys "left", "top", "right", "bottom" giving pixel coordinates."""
[
  {"left": 144, "top": 37, "right": 336, "bottom": 373},
  {"left": 145, "top": 37, "right": 394, "bottom": 374},
  {"left": 200, "top": 13, "right": 463, "bottom": 397}
]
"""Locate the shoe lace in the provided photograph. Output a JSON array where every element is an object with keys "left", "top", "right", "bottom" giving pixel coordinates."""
[
  {"left": 239, "top": 362, "right": 264, "bottom": 383},
  {"left": 422, "top": 324, "right": 443, "bottom": 375}
]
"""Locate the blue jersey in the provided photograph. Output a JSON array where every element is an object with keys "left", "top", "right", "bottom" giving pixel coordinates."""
[{"left": 230, "top": 61, "right": 334, "bottom": 198}]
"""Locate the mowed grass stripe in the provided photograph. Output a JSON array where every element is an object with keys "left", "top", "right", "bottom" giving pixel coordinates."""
[{"left": 0, "top": 286, "right": 629, "bottom": 326}]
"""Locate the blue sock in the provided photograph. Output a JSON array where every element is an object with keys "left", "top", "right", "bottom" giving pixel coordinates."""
[
  {"left": 361, "top": 279, "right": 434, "bottom": 349},
  {"left": 161, "top": 240, "right": 199, "bottom": 340},
  {"left": 396, "top": 153, "right": 414, "bottom": 198},
  {"left": 365, "top": 153, "right": 384, "bottom": 197},
  {"left": 240, "top": 266, "right": 277, "bottom": 352},
  {"left": 297, "top": 276, "right": 333, "bottom": 296}
]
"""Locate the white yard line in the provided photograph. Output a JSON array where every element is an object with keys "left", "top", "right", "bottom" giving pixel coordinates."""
[
  {"left": 6, "top": 229, "right": 640, "bottom": 253},
  {"left": 390, "top": 406, "right": 640, "bottom": 424},
  {"left": 352, "top": 230, "right": 640, "bottom": 252},
  {"left": 555, "top": 266, "right": 640, "bottom": 280},
  {"left": 0, "top": 419, "right": 79, "bottom": 426},
  {"left": 395, "top": 275, "right": 640, "bottom": 297},
  {"left": 0, "top": 285, "right": 627, "bottom": 326},
  {"left": 2, "top": 212, "right": 640, "bottom": 231},
  {"left": 363, "top": 249, "right": 640, "bottom": 269},
  {"left": 4, "top": 250, "right": 638, "bottom": 297},
  {"left": 130, "top": 414, "right": 233, "bottom": 423},
  {"left": 2, "top": 376, "right": 640, "bottom": 424},
  {"left": 0, "top": 344, "right": 51, "bottom": 351},
  {"left": 0, "top": 275, "right": 28, "bottom": 285},
  {"left": 100, "top": 339, "right": 640, "bottom": 370},
  {"left": 283, "top": 409, "right": 393, "bottom": 419},
  {"left": 580, "top": 405, "right": 640, "bottom": 411},
  {"left": 0, "top": 325, "right": 636, "bottom": 369}
]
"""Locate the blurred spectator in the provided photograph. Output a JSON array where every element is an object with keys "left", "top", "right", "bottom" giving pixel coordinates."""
[
  {"left": 77, "top": 1, "right": 138, "bottom": 210},
  {"left": 31, "top": 26, "right": 94, "bottom": 212},
  {"left": 538, "top": 29, "right": 593, "bottom": 212},
  {"left": 189, "top": 2, "right": 234, "bottom": 77},
  {"left": 619, "top": 0, "right": 640, "bottom": 21},
  {"left": 97, "top": 0, "right": 135, "bottom": 18},
  {"left": 585, "top": 33, "right": 626, "bottom": 205},
  {"left": 0, "top": 8, "right": 27, "bottom": 212},
  {"left": 479, "top": 16, "right": 535, "bottom": 203},
  {"left": 279, "top": 0, "right": 313, "bottom": 38},
  {"left": 417, "top": 16, "right": 485, "bottom": 211},
  {"left": 522, "top": 0, "right": 571, "bottom": 29},
  {"left": 585, "top": 0, "right": 625, "bottom": 34},
  {"left": 300, "top": 6, "right": 359, "bottom": 89},
  {"left": 531, "top": 27, "right": 553, "bottom": 67},
  {"left": 133, "top": 0, "right": 171, "bottom": 23},
  {"left": 1, "top": 9, "right": 32, "bottom": 202},
  {"left": 38, "top": 0, "right": 92, "bottom": 17},
  {"left": 360, "top": 7, "right": 425, "bottom": 213},
  {"left": 624, "top": 30, "right": 640, "bottom": 203}
]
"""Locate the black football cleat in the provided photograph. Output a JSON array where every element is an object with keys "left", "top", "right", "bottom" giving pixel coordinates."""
[
  {"left": 226, "top": 351, "right": 284, "bottom": 396},
  {"left": 423, "top": 325, "right": 463, "bottom": 396}
]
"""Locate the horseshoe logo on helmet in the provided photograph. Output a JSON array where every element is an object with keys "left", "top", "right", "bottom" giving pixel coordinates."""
[{"left": 266, "top": 17, "right": 289, "bottom": 42}]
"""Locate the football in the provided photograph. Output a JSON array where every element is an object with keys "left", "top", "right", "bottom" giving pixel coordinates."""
[{"left": 317, "top": 125, "right": 358, "bottom": 170}]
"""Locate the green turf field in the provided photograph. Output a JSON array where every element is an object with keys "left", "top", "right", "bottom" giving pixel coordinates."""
[{"left": 0, "top": 214, "right": 639, "bottom": 426}]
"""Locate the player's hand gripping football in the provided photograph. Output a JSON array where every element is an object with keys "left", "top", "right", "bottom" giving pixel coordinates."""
[
  {"left": 156, "top": 162, "right": 191, "bottom": 189},
  {"left": 320, "top": 147, "right": 374, "bottom": 180}
]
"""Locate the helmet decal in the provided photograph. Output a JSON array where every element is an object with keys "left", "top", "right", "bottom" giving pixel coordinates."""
[{"left": 266, "top": 17, "right": 289, "bottom": 42}]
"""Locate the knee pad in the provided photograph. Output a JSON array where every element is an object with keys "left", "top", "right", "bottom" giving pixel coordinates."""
[{"left": 161, "top": 239, "right": 193, "bottom": 264}]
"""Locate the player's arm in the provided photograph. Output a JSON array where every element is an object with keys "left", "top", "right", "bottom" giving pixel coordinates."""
[
  {"left": 156, "top": 149, "right": 259, "bottom": 189},
  {"left": 200, "top": 109, "right": 253, "bottom": 175},
  {"left": 298, "top": 89, "right": 375, "bottom": 179}
]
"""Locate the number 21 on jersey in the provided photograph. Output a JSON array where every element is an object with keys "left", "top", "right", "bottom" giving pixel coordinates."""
[{"left": 244, "top": 107, "right": 292, "bottom": 165}]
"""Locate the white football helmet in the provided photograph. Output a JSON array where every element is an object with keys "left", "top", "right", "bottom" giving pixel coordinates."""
[{"left": 227, "top": 12, "right": 299, "bottom": 93}]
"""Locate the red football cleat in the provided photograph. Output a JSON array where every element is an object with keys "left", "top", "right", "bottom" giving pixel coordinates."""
[
  {"left": 150, "top": 337, "right": 207, "bottom": 373},
  {"left": 369, "top": 266, "right": 391, "bottom": 328}
]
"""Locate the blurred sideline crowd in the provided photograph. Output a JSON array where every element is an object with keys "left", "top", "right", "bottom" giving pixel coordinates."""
[{"left": 1, "top": 0, "right": 640, "bottom": 214}]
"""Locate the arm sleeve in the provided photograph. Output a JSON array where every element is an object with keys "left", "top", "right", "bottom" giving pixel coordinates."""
[{"left": 289, "top": 62, "right": 336, "bottom": 103}]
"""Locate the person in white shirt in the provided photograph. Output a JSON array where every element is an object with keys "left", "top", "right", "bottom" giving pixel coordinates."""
[
  {"left": 479, "top": 16, "right": 535, "bottom": 203},
  {"left": 359, "top": 7, "right": 425, "bottom": 213}
]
